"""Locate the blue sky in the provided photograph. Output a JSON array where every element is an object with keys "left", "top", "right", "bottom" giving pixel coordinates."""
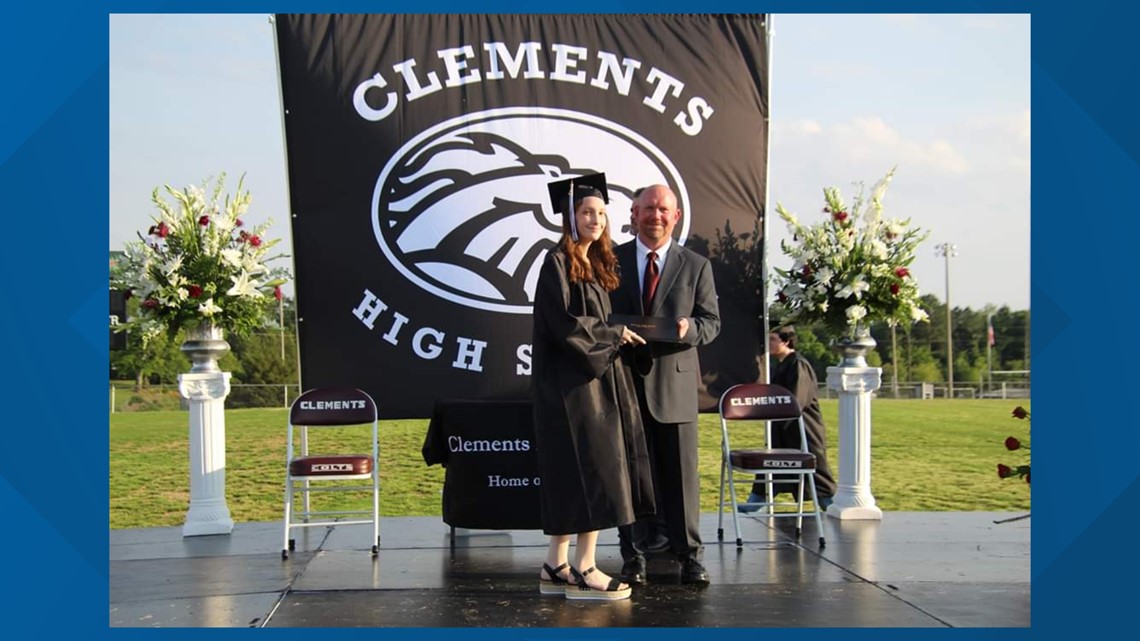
[{"left": 109, "top": 13, "right": 1030, "bottom": 311}]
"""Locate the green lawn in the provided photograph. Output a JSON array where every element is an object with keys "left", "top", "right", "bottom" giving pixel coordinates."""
[{"left": 109, "top": 399, "right": 1031, "bottom": 529}]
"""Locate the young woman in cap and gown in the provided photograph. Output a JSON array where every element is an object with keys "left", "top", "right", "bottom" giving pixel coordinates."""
[{"left": 531, "top": 173, "right": 656, "bottom": 601}]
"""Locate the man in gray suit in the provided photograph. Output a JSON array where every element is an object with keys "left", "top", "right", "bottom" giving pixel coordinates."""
[{"left": 612, "top": 184, "right": 720, "bottom": 585}]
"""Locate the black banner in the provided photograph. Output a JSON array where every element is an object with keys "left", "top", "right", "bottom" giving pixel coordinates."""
[
  {"left": 110, "top": 289, "right": 127, "bottom": 351},
  {"left": 275, "top": 14, "right": 768, "bottom": 418}
]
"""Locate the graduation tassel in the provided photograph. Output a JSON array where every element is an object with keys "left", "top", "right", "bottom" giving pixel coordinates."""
[{"left": 568, "top": 179, "right": 578, "bottom": 241}]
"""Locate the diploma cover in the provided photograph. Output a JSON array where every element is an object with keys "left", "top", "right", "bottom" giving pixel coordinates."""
[{"left": 609, "top": 314, "right": 683, "bottom": 343}]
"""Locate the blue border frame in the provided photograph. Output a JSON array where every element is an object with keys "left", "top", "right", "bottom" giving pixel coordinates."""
[{"left": 6, "top": 0, "right": 1122, "bottom": 636}]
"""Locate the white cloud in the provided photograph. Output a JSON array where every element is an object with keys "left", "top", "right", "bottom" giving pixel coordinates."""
[
  {"left": 925, "top": 140, "right": 971, "bottom": 174},
  {"left": 776, "top": 119, "right": 823, "bottom": 135},
  {"left": 851, "top": 117, "right": 902, "bottom": 147},
  {"left": 783, "top": 116, "right": 970, "bottom": 175}
]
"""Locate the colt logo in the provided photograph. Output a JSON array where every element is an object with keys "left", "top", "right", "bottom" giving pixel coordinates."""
[
  {"left": 763, "top": 460, "right": 803, "bottom": 469},
  {"left": 372, "top": 107, "right": 690, "bottom": 314},
  {"left": 311, "top": 463, "right": 354, "bottom": 472}
]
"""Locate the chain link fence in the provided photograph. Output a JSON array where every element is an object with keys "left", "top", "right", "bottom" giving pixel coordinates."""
[
  {"left": 818, "top": 380, "right": 1030, "bottom": 400},
  {"left": 109, "top": 383, "right": 303, "bottom": 412}
]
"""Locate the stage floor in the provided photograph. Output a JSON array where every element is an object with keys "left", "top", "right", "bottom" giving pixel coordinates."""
[{"left": 109, "top": 511, "right": 1030, "bottom": 627}]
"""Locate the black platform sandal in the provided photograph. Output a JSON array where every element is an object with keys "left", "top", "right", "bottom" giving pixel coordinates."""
[
  {"left": 539, "top": 562, "right": 572, "bottom": 595},
  {"left": 565, "top": 566, "right": 632, "bottom": 601}
]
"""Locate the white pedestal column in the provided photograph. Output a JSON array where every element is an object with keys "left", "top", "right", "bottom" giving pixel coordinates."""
[
  {"left": 179, "top": 371, "right": 234, "bottom": 536},
  {"left": 825, "top": 365, "right": 883, "bottom": 520}
]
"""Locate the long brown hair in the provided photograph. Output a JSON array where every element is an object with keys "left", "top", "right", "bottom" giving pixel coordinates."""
[{"left": 560, "top": 197, "right": 620, "bottom": 291}]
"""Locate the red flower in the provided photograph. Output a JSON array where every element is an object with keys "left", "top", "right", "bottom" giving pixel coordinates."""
[
  {"left": 249, "top": 235, "right": 262, "bottom": 247},
  {"left": 142, "top": 298, "right": 158, "bottom": 309},
  {"left": 801, "top": 264, "right": 813, "bottom": 278},
  {"left": 149, "top": 222, "right": 170, "bottom": 238},
  {"left": 998, "top": 406, "right": 1030, "bottom": 487},
  {"left": 890, "top": 283, "right": 900, "bottom": 295},
  {"left": 198, "top": 215, "right": 210, "bottom": 226},
  {"left": 235, "top": 219, "right": 244, "bottom": 227},
  {"left": 274, "top": 286, "right": 283, "bottom": 301},
  {"left": 188, "top": 285, "right": 203, "bottom": 298},
  {"left": 833, "top": 210, "right": 848, "bottom": 223},
  {"left": 895, "top": 267, "right": 910, "bottom": 278}
]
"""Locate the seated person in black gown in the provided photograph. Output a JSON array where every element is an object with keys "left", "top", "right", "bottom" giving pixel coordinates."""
[{"left": 740, "top": 325, "right": 837, "bottom": 511}]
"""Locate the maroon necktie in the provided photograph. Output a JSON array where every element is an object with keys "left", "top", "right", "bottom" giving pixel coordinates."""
[{"left": 643, "top": 251, "right": 660, "bottom": 313}]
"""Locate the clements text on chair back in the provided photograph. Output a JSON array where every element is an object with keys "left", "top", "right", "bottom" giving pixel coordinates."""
[
  {"left": 716, "top": 383, "right": 825, "bottom": 548},
  {"left": 282, "top": 387, "right": 380, "bottom": 559}
]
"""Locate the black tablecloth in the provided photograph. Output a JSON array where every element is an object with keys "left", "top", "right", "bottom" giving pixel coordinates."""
[{"left": 422, "top": 398, "right": 542, "bottom": 530}]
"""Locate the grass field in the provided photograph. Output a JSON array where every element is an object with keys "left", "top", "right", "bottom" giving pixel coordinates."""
[{"left": 109, "top": 399, "right": 1031, "bottom": 529}]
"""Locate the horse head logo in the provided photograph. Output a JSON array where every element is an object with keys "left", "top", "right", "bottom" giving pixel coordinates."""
[{"left": 373, "top": 107, "right": 689, "bottom": 314}]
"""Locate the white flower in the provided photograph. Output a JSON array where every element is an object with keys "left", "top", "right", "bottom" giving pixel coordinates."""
[
  {"left": 108, "top": 173, "right": 291, "bottom": 347},
  {"left": 772, "top": 170, "right": 930, "bottom": 334},
  {"left": 837, "top": 276, "right": 869, "bottom": 300},
  {"left": 220, "top": 248, "right": 243, "bottom": 268},
  {"left": 869, "top": 238, "right": 889, "bottom": 260},
  {"left": 865, "top": 169, "right": 894, "bottom": 223},
  {"left": 884, "top": 220, "right": 906, "bottom": 240},
  {"left": 227, "top": 270, "right": 261, "bottom": 298},
  {"left": 198, "top": 298, "right": 223, "bottom": 316}
]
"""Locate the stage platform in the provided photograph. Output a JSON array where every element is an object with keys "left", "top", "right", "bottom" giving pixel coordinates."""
[{"left": 109, "top": 511, "right": 1029, "bottom": 628}]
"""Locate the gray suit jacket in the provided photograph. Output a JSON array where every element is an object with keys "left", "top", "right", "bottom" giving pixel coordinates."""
[{"left": 612, "top": 240, "right": 721, "bottom": 425}]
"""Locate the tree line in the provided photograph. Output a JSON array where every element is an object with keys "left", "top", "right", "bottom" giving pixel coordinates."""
[
  {"left": 112, "top": 290, "right": 1027, "bottom": 406},
  {"left": 110, "top": 297, "right": 299, "bottom": 409},
  {"left": 772, "top": 293, "right": 1029, "bottom": 385}
]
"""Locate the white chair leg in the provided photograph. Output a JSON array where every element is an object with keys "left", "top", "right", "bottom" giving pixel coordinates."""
[
  {"left": 717, "top": 458, "right": 726, "bottom": 538},
  {"left": 282, "top": 477, "right": 293, "bottom": 559},
  {"left": 372, "top": 472, "right": 381, "bottom": 555},
  {"left": 794, "top": 476, "right": 805, "bottom": 536},
  {"left": 807, "top": 476, "right": 826, "bottom": 548},
  {"left": 728, "top": 471, "right": 743, "bottom": 547}
]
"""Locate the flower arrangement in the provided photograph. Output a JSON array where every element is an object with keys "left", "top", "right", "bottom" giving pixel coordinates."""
[
  {"left": 773, "top": 169, "right": 931, "bottom": 336},
  {"left": 997, "top": 406, "right": 1031, "bottom": 485},
  {"left": 110, "top": 173, "right": 290, "bottom": 346}
]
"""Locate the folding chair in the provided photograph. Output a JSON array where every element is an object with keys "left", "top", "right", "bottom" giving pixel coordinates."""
[
  {"left": 716, "top": 383, "right": 825, "bottom": 548},
  {"left": 282, "top": 387, "right": 380, "bottom": 559}
]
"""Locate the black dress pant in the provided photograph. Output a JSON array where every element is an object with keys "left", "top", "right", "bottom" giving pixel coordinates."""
[{"left": 619, "top": 383, "right": 702, "bottom": 561}]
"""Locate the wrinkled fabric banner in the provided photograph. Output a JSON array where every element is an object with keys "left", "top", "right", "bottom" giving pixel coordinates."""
[{"left": 276, "top": 14, "right": 768, "bottom": 418}]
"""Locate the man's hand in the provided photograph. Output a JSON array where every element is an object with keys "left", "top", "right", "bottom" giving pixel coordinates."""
[{"left": 677, "top": 317, "right": 690, "bottom": 340}]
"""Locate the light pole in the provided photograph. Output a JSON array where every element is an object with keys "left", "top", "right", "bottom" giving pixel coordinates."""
[
  {"left": 935, "top": 243, "right": 958, "bottom": 398},
  {"left": 279, "top": 294, "right": 286, "bottom": 360}
]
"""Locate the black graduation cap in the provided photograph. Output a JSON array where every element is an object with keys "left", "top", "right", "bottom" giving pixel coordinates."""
[{"left": 547, "top": 172, "right": 609, "bottom": 241}]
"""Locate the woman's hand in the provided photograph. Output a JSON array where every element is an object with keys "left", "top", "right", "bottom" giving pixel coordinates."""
[{"left": 620, "top": 327, "right": 647, "bottom": 346}]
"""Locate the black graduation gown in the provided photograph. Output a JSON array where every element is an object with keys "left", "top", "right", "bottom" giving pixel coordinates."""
[
  {"left": 531, "top": 249, "right": 656, "bottom": 535},
  {"left": 764, "top": 352, "right": 838, "bottom": 498}
]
